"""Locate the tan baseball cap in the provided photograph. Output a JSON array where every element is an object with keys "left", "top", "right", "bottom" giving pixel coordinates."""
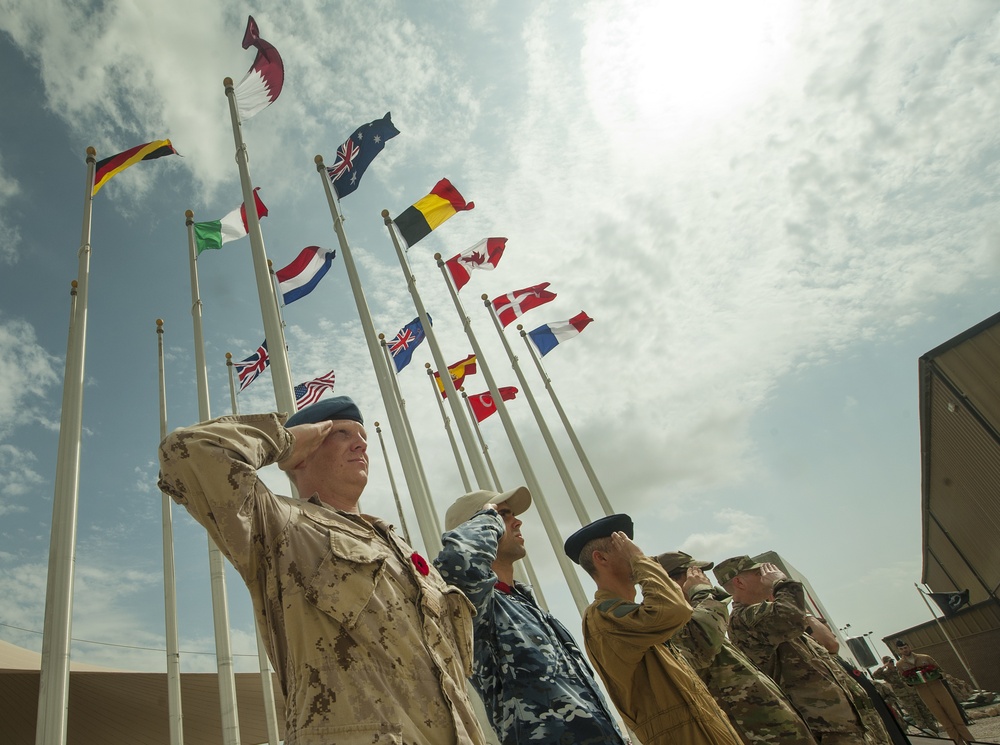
[{"left": 444, "top": 486, "right": 531, "bottom": 531}]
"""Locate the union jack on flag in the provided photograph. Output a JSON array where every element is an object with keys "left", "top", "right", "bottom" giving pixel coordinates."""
[
  {"left": 326, "top": 113, "right": 400, "bottom": 199},
  {"left": 235, "top": 340, "right": 269, "bottom": 391},
  {"left": 388, "top": 315, "right": 429, "bottom": 372},
  {"left": 294, "top": 370, "right": 336, "bottom": 410}
]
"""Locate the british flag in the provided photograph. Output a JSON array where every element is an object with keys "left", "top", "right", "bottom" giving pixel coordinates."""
[
  {"left": 294, "top": 370, "right": 336, "bottom": 410},
  {"left": 235, "top": 340, "right": 269, "bottom": 391},
  {"left": 388, "top": 315, "right": 429, "bottom": 372}
]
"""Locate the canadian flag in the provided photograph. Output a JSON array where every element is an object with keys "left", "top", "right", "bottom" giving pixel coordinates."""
[
  {"left": 491, "top": 282, "right": 557, "bottom": 328},
  {"left": 445, "top": 237, "right": 507, "bottom": 291}
]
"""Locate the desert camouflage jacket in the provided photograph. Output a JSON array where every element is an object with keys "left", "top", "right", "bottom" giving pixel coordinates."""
[
  {"left": 158, "top": 414, "right": 486, "bottom": 745},
  {"left": 728, "top": 579, "right": 866, "bottom": 740},
  {"left": 435, "top": 510, "right": 627, "bottom": 745}
]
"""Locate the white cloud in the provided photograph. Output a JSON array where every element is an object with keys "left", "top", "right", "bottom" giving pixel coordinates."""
[
  {"left": 0, "top": 317, "right": 59, "bottom": 439},
  {"left": 0, "top": 154, "right": 22, "bottom": 264},
  {"left": 680, "top": 509, "right": 772, "bottom": 561}
]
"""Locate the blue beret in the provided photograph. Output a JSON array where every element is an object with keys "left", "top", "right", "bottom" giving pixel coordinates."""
[
  {"left": 285, "top": 395, "right": 364, "bottom": 428},
  {"left": 564, "top": 513, "right": 634, "bottom": 564}
]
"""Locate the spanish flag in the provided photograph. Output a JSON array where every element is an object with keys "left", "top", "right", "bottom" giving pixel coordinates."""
[
  {"left": 434, "top": 354, "right": 477, "bottom": 397},
  {"left": 93, "top": 139, "right": 178, "bottom": 196},
  {"left": 394, "top": 178, "right": 474, "bottom": 247}
]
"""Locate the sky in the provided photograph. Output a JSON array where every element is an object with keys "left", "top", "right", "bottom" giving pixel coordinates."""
[{"left": 2, "top": 0, "right": 1000, "bottom": 681}]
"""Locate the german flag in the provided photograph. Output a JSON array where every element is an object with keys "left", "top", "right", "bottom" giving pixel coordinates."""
[
  {"left": 393, "top": 178, "right": 474, "bottom": 247},
  {"left": 93, "top": 139, "right": 178, "bottom": 196}
]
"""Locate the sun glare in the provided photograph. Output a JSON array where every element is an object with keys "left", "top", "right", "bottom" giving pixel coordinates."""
[{"left": 582, "top": 1, "right": 798, "bottom": 133}]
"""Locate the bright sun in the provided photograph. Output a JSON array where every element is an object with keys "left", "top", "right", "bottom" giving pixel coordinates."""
[{"left": 582, "top": 0, "right": 798, "bottom": 133}]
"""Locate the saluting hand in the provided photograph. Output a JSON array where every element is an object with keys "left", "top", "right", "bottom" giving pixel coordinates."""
[{"left": 279, "top": 421, "right": 333, "bottom": 473}]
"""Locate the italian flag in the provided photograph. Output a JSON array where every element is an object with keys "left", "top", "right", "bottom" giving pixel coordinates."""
[{"left": 194, "top": 188, "right": 268, "bottom": 254}]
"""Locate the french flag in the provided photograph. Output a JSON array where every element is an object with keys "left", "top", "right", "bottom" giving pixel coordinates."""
[
  {"left": 526, "top": 312, "right": 594, "bottom": 357},
  {"left": 276, "top": 246, "right": 336, "bottom": 305}
]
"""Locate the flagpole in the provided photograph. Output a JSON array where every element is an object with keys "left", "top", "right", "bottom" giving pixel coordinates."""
[
  {"left": 381, "top": 210, "right": 493, "bottom": 490},
  {"left": 427, "top": 254, "right": 589, "bottom": 612},
  {"left": 461, "top": 389, "right": 503, "bottom": 490},
  {"left": 484, "top": 306, "right": 592, "bottom": 525},
  {"left": 914, "top": 584, "right": 980, "bottom": 689},
  {"left": 425, "top": 364, "right": 473, "bottom": 492},
  {"left": 225, "top": 356, "right": 280, "bottom": 745},
  {"left": 375, "top": 422, "right": 412, "bottom": 545},
  {"left": 375, "top": 334, "right": 442, "bottom": 539},
  {"left": 186, "top": 211, "right": 241, "bottom": 745},
  {"left": 36, "top": 147, "right": 96, "bottom": 745},
  {"left": 459, "top": 388, "right": 549, "bottom": 610},
  {"left": 314, "top": 156, "right": 442, "bottom": 554},
  {"left": 223, "top": 78, "right": 296, "bottom": 416},
  {"left": 517, "top": 325, "right": 614, "bottom": 516},
  {"left": 157, "top": 320, "right": 185, "bottom": 745}
]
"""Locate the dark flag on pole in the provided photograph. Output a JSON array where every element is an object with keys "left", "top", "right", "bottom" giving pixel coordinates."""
[
  {"left": 928, "top": 589, "right": 970, "bottom": 617},
  {"left": 327, "top": 113, "right": 400, "bottom": 199}
]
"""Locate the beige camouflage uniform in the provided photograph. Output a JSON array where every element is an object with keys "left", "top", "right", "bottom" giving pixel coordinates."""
[
  {"left": 728, "top": 579, "right": 870, "bottom": 745},
  {"left": 158, "top": 414, "right": 487, "bottom": 745},
  {"left": 873, "top": 662, "right": 939, "bottom": 732},
  {"left": 672, "top": 582, "right": 818, "bottom": 745}
]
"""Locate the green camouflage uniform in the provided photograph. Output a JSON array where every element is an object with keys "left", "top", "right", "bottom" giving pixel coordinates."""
[
  {"left": 672, "top": 583, "right": 817, "bottom": 745},
  {"left": 728, "top": 579, "right": 869, "bottom": 745}
]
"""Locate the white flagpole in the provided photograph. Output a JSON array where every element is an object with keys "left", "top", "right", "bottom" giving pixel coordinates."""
[
  {"left": 424, "top": 363, "right": 473, "bottom": 492},
  {"left": 375, "top": 335, "right": 441, "bottom": 540},
  {"left": 429, "top": 257, "right": 590, "bottom": 613},
  {"left": 485, "top": 310, "right": 592, "bottom": 525},
  {"left": 36, "top": 147, "right": 96, "bottom": 745},
  {"left": 226, "top": 355, "right": 280, "bottom": 745},
  {"left": 380, "top": 211, "right": 493, "bottom": 489},
  {"left": 157, "top": 320, "right": 185, "bottom": 745},
  {"left": 313, "top": 156, "right": 441, "bottom": 554},
  {"left": 222, "top": 78, "right": 296, "bottom": 417},
  {"left": 914, "top": 584, "right": 981, "bottom": 689},
  {"left": 185, "top": 212, "right": 241, "bottom": 745},
  {"left": 517, "top": 326, "right": 614, "bottom": 516},
  {"left": 459, "top": 388, "right": 549, "bottom": 610},
  {"left": 461, "top": 388, "right": 503, "bottom": 491},
  {"left": 375, "top": 422, "right": 413, "bottom": 545}
]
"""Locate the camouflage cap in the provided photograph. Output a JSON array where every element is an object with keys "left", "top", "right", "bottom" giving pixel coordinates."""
[
  {"left": 655, "top": 551, "right": 714, "bottom": 575},
  {"left": 713, "top": 555, "right": 763, "bottom": 586}
]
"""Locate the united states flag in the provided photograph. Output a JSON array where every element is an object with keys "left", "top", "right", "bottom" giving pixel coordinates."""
[
  {"left": 235, "top": 340, "right": 269, "bottom": 391},
  {"left": 294, "top": 370, "right": 336, "bottom": 410}
]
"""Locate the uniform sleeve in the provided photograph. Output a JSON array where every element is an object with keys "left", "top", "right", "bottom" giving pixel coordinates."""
[
  {"left": 588, "top": 557, "right": 693, "bottom": 666},
  {"left": 433, "top": 510, "right": 504, "bottom": 614},
  {"left": 157, "top": 413, "right": 294, "bottom": 579},
  {"left": 738, "top": 579, "right": 808, "bottom": 647},
  {"left": 673, "top": 584, "right": 729, "bottom": 671}
]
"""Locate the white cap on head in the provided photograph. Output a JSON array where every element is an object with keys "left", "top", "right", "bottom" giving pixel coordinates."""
[{"left": 444, "top": 486, "right": 531, "bottom": 531}]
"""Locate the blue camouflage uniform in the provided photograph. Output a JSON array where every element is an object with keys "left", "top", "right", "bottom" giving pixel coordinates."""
[{"left": 435, "top": 509, "right": 628, "bottom": 745}]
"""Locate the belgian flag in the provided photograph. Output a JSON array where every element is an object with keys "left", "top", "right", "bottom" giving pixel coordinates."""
[{"left": 393, "top": 179, "right": 474, "bottom": 247}]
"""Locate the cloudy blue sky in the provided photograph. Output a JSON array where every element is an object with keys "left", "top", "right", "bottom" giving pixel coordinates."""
[{"left": 2, "top": 0, "right": 1000, "bottom": 679}]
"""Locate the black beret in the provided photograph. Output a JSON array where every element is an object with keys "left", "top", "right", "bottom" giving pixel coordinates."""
[
  {"left": 285, "top": 395, "right": 364, "bottom": 428},
  {"left": 564, "top": 513, "right": 634, "bottom": 564}
]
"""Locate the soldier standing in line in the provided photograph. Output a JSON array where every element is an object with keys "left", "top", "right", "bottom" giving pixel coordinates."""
[
  {"left": 894, "top": 639, "right": 974, "bottom": 745},
  {"left": 716, "top": 556, "right": 884, "bottom": 745},
  {"left": 655, "top": 551, "right": 817, "bottom": 745},
  {"left": 434, "top": 488, "right": 628, "bottom": 745},
  {"left": 873, "top": 655, "right": 940, "bottom": 734}
]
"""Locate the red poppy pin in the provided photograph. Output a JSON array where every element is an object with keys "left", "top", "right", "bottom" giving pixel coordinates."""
[{"left": 411, "top": 552, "right": 430, "bottom": 576}]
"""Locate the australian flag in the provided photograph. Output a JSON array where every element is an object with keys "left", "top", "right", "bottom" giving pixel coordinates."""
[
  {"left": 235, "top": 340, "right": 269, "bottom": 391},
  {"left": 389, "top": 315, "right": 430, "bottom": 372},
  {"left": 327, "top": 112, "right": 400, "bottom": 199}
]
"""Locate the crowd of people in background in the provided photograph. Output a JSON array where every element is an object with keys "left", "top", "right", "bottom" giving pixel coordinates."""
[{"left": 158, "top": 394, "right": 983, "bottom": 745}]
